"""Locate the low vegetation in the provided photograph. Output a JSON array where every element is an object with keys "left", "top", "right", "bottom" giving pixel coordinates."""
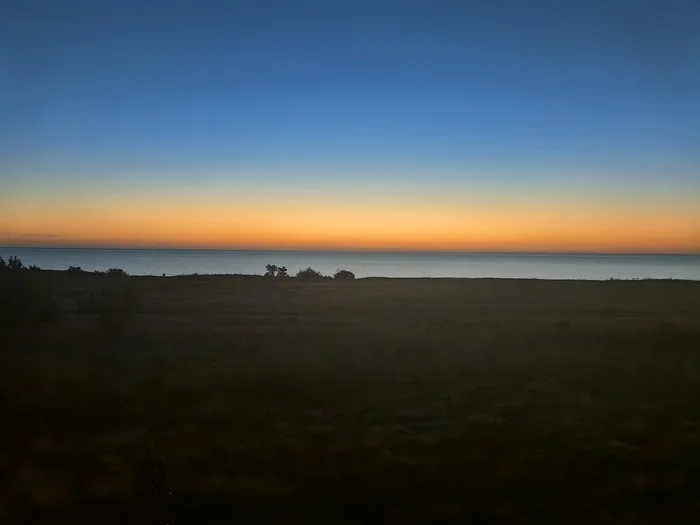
[
  {"left": 106, "top": 268, "right": 129, "bottom": 277},
  {"left": 264, "top": 264, "right": 356, "bottom": 280},
  {"left": 333, "top": 269, "right": 355, "bottom": 280},
  {"left": 295, "top": 266, "right": 326, "bottom": 279}
]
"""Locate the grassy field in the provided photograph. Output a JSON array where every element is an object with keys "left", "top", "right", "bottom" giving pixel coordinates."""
[{"left": 2, "top": 273, "right": 700, "bottom": 523}]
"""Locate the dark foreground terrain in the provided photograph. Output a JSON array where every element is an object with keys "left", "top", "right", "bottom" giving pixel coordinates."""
[{"left": 2, "top": 273, "right": 700, "bottom": 523}]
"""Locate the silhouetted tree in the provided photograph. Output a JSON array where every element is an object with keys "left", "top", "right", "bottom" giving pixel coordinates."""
[
  {"left": 277, "top": 266, "right": 289, "bottom": 277},
  {"left": 264, "top": 264, "right": 278, "bottom": 277},
  {"left": 8, "top": 256, "right": 23, "bottom": 271},
  {"left": 333, "top": 269, "right": 355, "bottom": 280},
  {"left": 296, "top": 267, "right": 325, "bottom": 279},
  {"left": 107, "top": 268, "right": 128, "bottom": 277}
]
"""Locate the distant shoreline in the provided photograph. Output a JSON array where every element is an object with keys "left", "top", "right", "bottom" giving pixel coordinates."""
[{"left": 43, "top": 269, "right": 697, "bottom": 283}]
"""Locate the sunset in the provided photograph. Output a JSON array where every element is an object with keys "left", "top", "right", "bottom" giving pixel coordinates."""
[
  {"left": 2, "top": 2, "right": 700, "bottom": 523},
  {"left": 2, "top": 2, "right": 698, "bottom": 254},
  {"left": 2, "top": 185, "right": 698, "bottom": 252}
]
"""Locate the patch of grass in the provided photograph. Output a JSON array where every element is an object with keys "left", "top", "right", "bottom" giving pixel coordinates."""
[
  {"left": 77, "top": 286, "right": 139, "bottom": 339},
  {"left": 2, "top": 276, "right": 700, "bottom": 523}
]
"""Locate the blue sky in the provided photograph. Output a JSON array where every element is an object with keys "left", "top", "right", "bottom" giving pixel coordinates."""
[{"left": 1, "top": 0, "right": 698, "bottom": 251}]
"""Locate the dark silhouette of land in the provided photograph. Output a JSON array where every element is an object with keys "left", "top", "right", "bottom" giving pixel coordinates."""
[{"left": 2, "top": 269, "right": 700, "bottom": 523}]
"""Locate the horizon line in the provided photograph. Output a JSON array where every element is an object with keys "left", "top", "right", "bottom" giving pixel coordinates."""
[{"left": 1, "top": 245, "right": 698, "bottom": 257}]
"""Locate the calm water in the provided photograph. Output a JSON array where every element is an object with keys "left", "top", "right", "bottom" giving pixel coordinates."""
[{"left": 1, "top": 248, "right": 698, "bottom": 280}]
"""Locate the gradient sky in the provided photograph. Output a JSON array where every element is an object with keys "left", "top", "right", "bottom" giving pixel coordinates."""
[{"left": 1, "top": 0, "right": 698, "bottom": 252}]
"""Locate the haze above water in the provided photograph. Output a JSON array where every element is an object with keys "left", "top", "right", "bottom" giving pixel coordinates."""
[{"left": 1, "top": 248, "right": 698, "bottom": 281}]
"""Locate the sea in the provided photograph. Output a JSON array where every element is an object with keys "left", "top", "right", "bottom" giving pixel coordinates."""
[{"left": 1, "top": 247, "right": 698, "bottom": 280}]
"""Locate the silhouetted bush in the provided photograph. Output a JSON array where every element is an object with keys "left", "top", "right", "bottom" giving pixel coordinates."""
[
  {"left": 296, "top": 267, "right": 326, "bottom": 279},
  {"left": 106, "top": 268, "right": 128, "bottom": 277},
  {"left": 78, "top": 286, "right": 139, "bottom": 338},
  {"left": 67, "top": 266, "right": 84, "bottom": 273},
  {"left": 333, "top": 269, "right": 355, "bottom": 280},
  {"left": 0, "top": 257, "right": 62, "bottom": 332},
  {"left": 277, "top": 266, "right": 289, "bottom": 277}
]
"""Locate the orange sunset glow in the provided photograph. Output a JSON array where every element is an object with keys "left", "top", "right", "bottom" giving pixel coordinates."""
[{"left": 2, "top": 191, "right": 698, "bottom": 253}]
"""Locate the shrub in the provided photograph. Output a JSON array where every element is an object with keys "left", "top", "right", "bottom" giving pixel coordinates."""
[
  {"left": 296, "top": 267, "right": 325, "bottom": 279},
  {"left": 277, "top": 266, "right": 289, "bottom": 277},
  {"left": 333, "top": 269, "right": 355, "bottom": 280},
  {"left": 0, "top": 257, "right": 62, "bottom": 332},
  {"left": 106, "top": 268, "right": 128, "bottom": 277},
  {"left": 79, "top": 286, "right": 139, "bottom": 338},
  {"left": 67, "top": 266, "right": 84, "bottom": 273}
]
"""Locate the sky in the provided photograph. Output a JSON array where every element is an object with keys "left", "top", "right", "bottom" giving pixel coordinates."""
[{"left": 1, "top": 0, "right": 699, "bottom": 253}]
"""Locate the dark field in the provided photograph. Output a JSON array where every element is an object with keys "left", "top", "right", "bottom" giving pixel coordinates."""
[{"left": 2, "top": 274, "right": 700, "bottom": 523}]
